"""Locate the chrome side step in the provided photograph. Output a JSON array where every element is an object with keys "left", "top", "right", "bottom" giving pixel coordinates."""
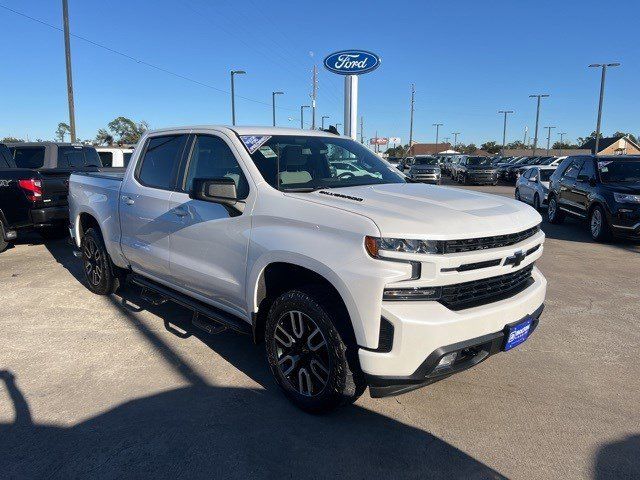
[{"left": 129, "top": 274, "right": 251, "bottom": 335}]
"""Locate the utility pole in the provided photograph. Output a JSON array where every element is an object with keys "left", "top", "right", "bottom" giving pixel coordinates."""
[
  {"left": 544, "top": 126, "right": 556, "bottom": 154},
  {"left": 271, "top": 91, "right": 284, "bottom": 127},
  {"left": 558, "top": 132, "right": 567, "bottom": 156},
  {"left": 311, "top": 65, "right": 318, "bottom": 129},
  {"left": 433, "top": 123, "right": 443, "bottom": 153},
  {"left": 589, "top": 62, "right": 620, "bottom": 155},
  {"left": 62, "top": 0, "right": 76, "bottom": 142},
  {"left": 230, "top": 70, "right": 246, "bottom": 126},
  {"left": 408, "top": 84, "right": 415, "bottom": 149},
  {"left": 360, "top": 116, "right": 364, "bottom": 144},
  {"left": 498, "top": 110, "right": 514, "bottom": 153},
  {"left": 452, "top": 132, "right": 460, "bottom": 150},
  {"left": 523, "top": 126, "right": 528, "bottom": 147},
  {"left": 529, "top": 94, "right": 549, "bottom": 155},
  {"left": 321, "top": 115, "right": 329, "bottom": 129},
  {"left": 300, "top": 105, "right": 310, "bottom": 129}
]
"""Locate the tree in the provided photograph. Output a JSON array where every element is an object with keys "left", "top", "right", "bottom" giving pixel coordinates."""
[
  {"left": 386, "top": 144, "right": 409, "bottom": 157},
  {"left": 576, "top": 131, "right": 601, "bottom": 146},
  {"left": 480, "top": 141, "right": 500, "bottom": 154},
  {"left": 552, "top": 141, "right": 574, "bottom": 150},
  {"left": 1, "top": 136, "right": 24, "bottom": 143},
  {"left": 456, "top": 143, "right": 477, "bottom": 154},
  {"left": 505, "top": 140, "right": 527, "bottom": 149},
  {"left": 94, "top": 128, "right": 114, "bottom": 146},
  {"left": 612, "top": 131, "right": 638, "bottom": 144},
  {"left": 107, "top": 117, "right": 148, "bottom": 144},
  {"left": 55, "top": 122, "right": 71, "bottom": 142}
]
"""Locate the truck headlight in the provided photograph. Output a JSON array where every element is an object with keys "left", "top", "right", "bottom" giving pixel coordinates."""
[
  {"left": 383, "top": 286, "right": 442, "bottom": 301},
  {"left": 365, "top": 236, "right": 442, "bottom": 257},
  {"left": 614, "top": 192, "right": 640, "bottom": 204}
]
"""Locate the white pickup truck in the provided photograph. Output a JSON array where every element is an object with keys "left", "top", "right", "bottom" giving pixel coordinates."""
[{"left": 69, "top": 126, "right": 546, "bottom": 412}]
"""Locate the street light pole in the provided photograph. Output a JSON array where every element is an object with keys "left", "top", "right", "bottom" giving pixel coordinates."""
[
  {"left": 321, "top": 115, "right": 330, "bottom": 130},
  {"left": 433, "top": 123, "right": 443, "bottom": 153},
  {"left": 498, "top": 110, "right": 514, "bottom": 153},
  {"left": 589, "top": 62, "right": 620, "bottom": 155},
  {"left": 409, "top": 84, "right": 415, "bottom": 149},
  {"left": 271, "top": 91, "right": 284, "bottom": 127},
  {"left": 529, "top": 94, "right": 549, "bottom": 156},
  {"left": 230, "top": 70, "right": 246, "bottom": 126},
  {"left": 62, "top": 0, "right": 76, "bottom": 142},
  {"left": 452, "top": 132, "right": 460, "bottom": 150},
  {"left": 544, "top": 126, "right": 556, "bottom": 154},
  {"left": 300, "top": 105, "right": 310, "bottom": 129},
  {"left": 558, "top": 132, "right": 567, "bottom": 156}
]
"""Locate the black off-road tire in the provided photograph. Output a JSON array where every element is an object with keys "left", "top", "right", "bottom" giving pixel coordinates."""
[
  {"left": 265, "top": 288, "right": 366, "bottom": 413},
  {"left": 81, "top": 227, "right": 120, "bottom": 295},
  {"left": 547, "top": 195, "right": 565, "bottom": 224}
]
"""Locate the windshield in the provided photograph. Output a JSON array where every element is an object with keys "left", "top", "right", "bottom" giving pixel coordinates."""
[
  {"left": 413, "top": 157, "right": 438, "bottom": 165},
  {"left": 243, "top": 135, "right": 405, "bottom": 191},
  {"left": 598, "top": 160, "right": 640, "bottom": 183},
  {"left": 467, "top": 157, "right": 492, "bottom": 166}
]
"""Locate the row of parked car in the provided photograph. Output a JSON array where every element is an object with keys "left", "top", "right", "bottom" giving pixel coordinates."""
[{"left": 0, "top": 142, "right": 133, "bottom": 252}]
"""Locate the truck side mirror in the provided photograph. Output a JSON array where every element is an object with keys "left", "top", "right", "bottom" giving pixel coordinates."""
[{"left": 190, "top": 177, "right": 237, "bottom": 206}]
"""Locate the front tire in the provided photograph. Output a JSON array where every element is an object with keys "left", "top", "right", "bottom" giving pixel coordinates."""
[
  {"left": 547, "top": 195, "right": 565, "bottom": 224},
  {"left": 589, "top": 205, "right": 611, "bottom": 242},
  {"left": 265, "top": 288, "right": 365, "bottom": 413},
  {"left": 81, "top": 227, "right": 118, "bottom": 295}
]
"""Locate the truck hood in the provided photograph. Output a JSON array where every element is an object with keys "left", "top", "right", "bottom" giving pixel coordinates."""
[{"left": 286, "top": 183, "right": 542, "bottom": 239}]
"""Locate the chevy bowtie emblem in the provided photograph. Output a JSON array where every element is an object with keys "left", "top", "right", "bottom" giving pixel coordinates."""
[{"left": 505, "top": 250, "right": 526, "bottom": 268}]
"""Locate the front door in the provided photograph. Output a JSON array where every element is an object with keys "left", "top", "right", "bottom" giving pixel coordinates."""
[
  {"left": 168, "top": 133, "right": 253, "bottom": 316},
  {"left": 119, "top": 134, "right": 190, "bottom": 282}
]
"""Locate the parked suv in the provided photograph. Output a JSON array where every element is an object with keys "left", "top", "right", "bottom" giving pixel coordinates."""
[
  {"left": 407, "top": 155, "right": 441, "bottom": 184},
  {"left": 456, "top": 156, "right": 499, "bottom": 185},
  {"left": 547, "top": 155, "right": 640, "bottom": 241},
  {"left": 69, "top": 126, "right": 546, "bottom": 412}
]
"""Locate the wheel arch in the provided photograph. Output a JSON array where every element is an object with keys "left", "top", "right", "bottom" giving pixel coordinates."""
[{"left": 250, "top": 258, "right": 359, "bottom": 348}]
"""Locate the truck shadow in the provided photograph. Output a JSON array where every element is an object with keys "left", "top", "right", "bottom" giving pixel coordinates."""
[
  {"left": 0, "top": 369, "right": 505, "bottom": 480},
  {"left": 593, "top": 434, "right": 640, "bottom": 479},
  {"left": 26, "top": 243, "right": 510, "bottom": 479}
]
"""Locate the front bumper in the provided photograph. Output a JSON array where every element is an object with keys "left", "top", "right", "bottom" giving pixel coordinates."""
[
  {"left": 610, "top": 204, "right": 640, "bottom": 238},
  {"left": 367, "top": 304, "right": 543, "bottom": 397},
  {"left": 410, "top": 173, "right": 440, "bottom": 183},
  {"left": 359, "top": 265, "right": 547, "bottom": 395},
  {"left": 466, "top": 173, "right": 498, "bottom": 184},
  {"left": 30, "top": 206, "right": 68, "bottom": 226}
]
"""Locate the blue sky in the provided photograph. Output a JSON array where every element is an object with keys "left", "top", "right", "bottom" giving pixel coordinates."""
[{"left": 1, "top": 0, "right": 638, "bottom": 147}]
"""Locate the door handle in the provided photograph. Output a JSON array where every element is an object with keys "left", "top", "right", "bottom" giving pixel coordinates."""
[
  {"left": 174, "top": 207, "right": 189, "bottom": 217},
  {"left": 122, "top": 195, "right": 135, "bottom": 205}
]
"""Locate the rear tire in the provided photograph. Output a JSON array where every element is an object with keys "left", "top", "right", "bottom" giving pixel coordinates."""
[
  {"left": 265, "top": 288, "right": 365, "bottom": 413},
  {"left": 547, "top": 195, "right": 565, "bottom": 224},
  {"left": 0, "top": 223, "right": 9, "bottom": 253},
  {"left": 81, "top": 227, "right": 119, "bottom": 295},
  {"left": 589, "top": 205, "right": 611, "bottom": 242}
]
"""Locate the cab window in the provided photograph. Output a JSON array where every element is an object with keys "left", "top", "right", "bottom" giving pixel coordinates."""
[
  {"left": 183, "top": 135, "right": 249, "bottom": 199},
  {"left": 137, "top": 135, "right": 189, "bottom": 190}
]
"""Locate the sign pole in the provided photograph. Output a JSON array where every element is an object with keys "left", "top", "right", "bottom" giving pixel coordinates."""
[{"left": 344, "top": 75, "right": 358, "bottom": 140}]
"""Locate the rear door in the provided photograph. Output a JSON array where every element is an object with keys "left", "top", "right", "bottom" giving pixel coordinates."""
[
  {"left": 558, "top": 158, "right": 584, "bottom": 215},
  {"left": 167, "top": 132, "right": 253, "bottom": 315},
  {"left": 119, "top": 134, "right": 189, "bottom": 282},
  {"left": 573, "top": 158, "right": 596, "bottom": 215}
]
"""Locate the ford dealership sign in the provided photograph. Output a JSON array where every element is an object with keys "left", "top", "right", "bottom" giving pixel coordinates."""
[{"left": 323, "top": 50, "right": 381, "bottom": 75}]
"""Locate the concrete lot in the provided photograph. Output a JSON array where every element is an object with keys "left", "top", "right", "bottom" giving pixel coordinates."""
[{"left": 1, "top": 179, "right": 639, "bottom": 479}]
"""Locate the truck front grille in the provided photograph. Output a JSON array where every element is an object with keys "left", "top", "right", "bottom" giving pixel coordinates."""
[
  {"left": 440, "top": 264, "right": 534, "bottom": 311},
  {"left": 442, "top": 226, "right": 539, "bottom": 253}
]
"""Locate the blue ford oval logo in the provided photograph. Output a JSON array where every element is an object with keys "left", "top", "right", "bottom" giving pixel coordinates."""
[{"left": 323, "top": 50, "right": 381, "bottom": 75}]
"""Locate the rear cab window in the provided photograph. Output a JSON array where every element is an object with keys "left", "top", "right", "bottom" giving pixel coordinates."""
[
  {"left": 136, "top": 135, "right": 189, "bottom": 190},
  {"left": 11, "top": 146, "right": 46, "bottom": 169}
]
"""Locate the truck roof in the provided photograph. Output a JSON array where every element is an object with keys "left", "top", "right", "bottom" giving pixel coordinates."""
[{"left": 145, "top": 125, "right": 347, "bottom": 138}]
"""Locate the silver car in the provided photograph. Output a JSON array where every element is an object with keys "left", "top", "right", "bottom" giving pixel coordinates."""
[{"left": 515, "top": 166, "right": 556, "bottom": 210}]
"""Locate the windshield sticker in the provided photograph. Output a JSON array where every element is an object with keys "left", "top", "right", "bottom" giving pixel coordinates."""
[
  {"left": 598, "top": 161, "right": 612, "bottom": 172},
  {"left": 240, "top": 135, "right": 271, "bottom": 154},
  {"left": 258, "top": 146, "right": 277, "bottom": 158}
]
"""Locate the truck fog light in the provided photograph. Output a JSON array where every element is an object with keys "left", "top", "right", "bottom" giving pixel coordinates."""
[{"left": 437, "top": 352, "right": 457, "bottom": 368}]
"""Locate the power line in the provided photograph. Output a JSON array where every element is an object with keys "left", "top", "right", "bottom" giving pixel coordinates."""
[{"left": 0, "top": 3, "right": 301, "bottom": 112}]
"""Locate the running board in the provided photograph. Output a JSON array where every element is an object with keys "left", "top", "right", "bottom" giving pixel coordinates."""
[{"left": 128, "top": 274, "right": 251, "bottom": 335}]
